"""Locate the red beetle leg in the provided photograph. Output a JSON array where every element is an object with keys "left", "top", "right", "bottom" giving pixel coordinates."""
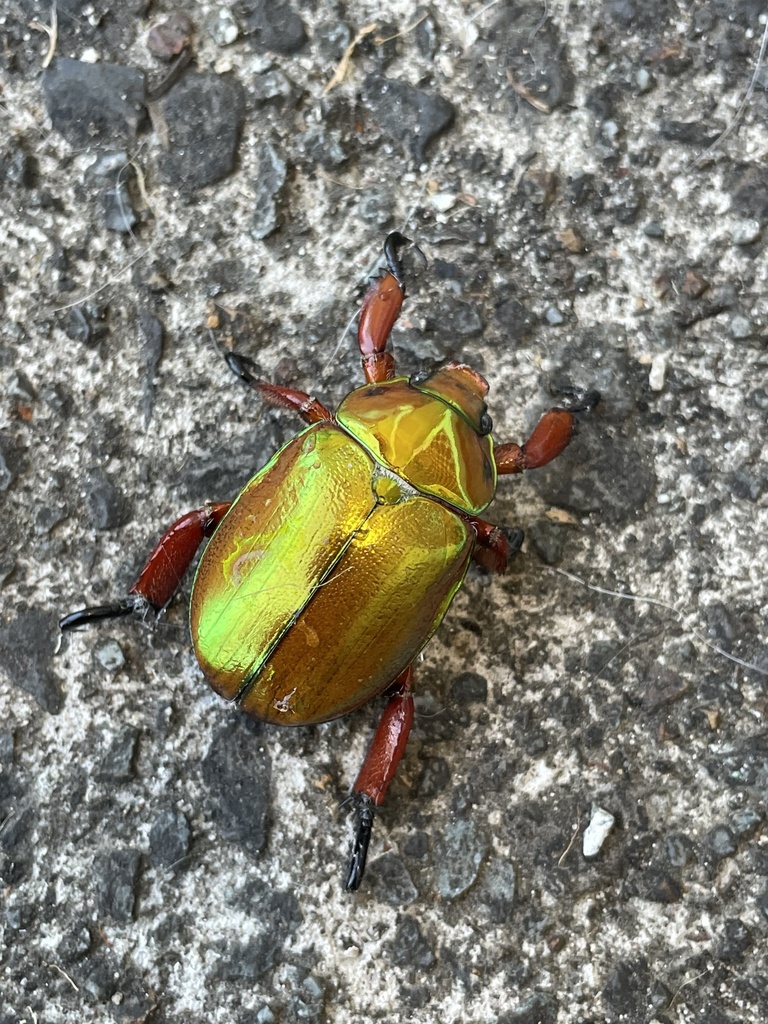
[
  {"left": 59, "top": 502, "right": 230, "bottom": 630},
  {"left": 494, "top": 408, "right": 577, "bottom": 475},
  {"left": 466, "top": 517, "right": 524, "bottom": 574},
  {"left": 225, "top": 352, "right": 332, "bottom": 424},
  {"left": 358, "top": 270, "right": 404, "bottom": 384},
  {"left": 358, "top": 233, "right": 411, "bottom": 384},
  {"left": 346, "top": 665, "right": 414, "bottom": 891}
]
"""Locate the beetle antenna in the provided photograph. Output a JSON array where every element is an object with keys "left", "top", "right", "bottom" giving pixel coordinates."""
[{"left": 345, "top": 795, "right": 375, "bottom": 891}]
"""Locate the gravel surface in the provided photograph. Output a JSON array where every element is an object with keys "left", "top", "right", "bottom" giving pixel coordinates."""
[{"left": 1, "top": 2, "right": 767, "bottom": 1022}]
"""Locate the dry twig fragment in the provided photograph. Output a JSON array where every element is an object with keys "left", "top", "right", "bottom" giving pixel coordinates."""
[
  {"left": 29, "top": 2, "right": 58, "bottom": 69},
  {"left": 324, "top": 22, "right": 377, "bottom": 95},
  {"left": 506, "top": 69, "right": 551, "bottom": 113}
]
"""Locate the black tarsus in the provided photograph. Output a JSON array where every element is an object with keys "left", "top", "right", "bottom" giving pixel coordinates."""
[
  {"left": 383, "top": 232, "right": 412, "bottom": 289},
  {"left": 345, "top": 795, "right": 375, "bottom": 892},
  {"left": 503, "top": 527, "right": 525, "bottom": 558},
  {"left": 225, "top": 350, "right": 261, "bottom": 387},
  {"left": 551, "top": 386, "right": 601, "bottom": 414},
  {"left": 59, "top": 597, "right": 140, "bottom": 632}
]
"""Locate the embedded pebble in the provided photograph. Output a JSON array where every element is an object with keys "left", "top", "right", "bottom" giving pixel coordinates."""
[
  {"left": 149, "top": 808, "right": 191, "bottom": 868},
  {"left": 649, "top": 353, "right": 667, "bottom": 391},
  {"left": 252, "top": 141, "right": 287, "bottom": 239},
  {"left": 158, "top": 72, "right": 246, "bottom": 191},
  {"left": 583, "top": 805, "right": 615, "bottom": 857},
  {"left": 96, "top": 849, "right": 141, "bottom": 922},
  {"left": 86, "top": 151, "right": 129, "bottom": 178},
  {"left": 429, "top": 192, "right": 457, "bottom": 213},
  {"left": 208, "top": 8, "right": 239, "bottom": 46},
  {"left": 42, "top": 58, "right": 146, "bottom": 149},
  {"left": 147, "top": 13, "right": 193, "bottom": 57},
  {"left": 238, "top": 0, "right": 307, "bottom": 54},
  {"left": 635, "top": 67, "right": 654, "bottom": 92},
  {"left": 643, "top": 221, "right": 664, "bottom": 238},
  {"left": 362, "top": 74, "right": 455, "bottom": 163},
  {"left": 94, "top": 639, "right": 126, "bottom": 672},
  {"left": 434, "top": 819, "right": 487, "bottom": 899},
  {"left": 101, "top": 180, "right": 137, "bottom": 232},
  {"left": 731, "top": 219, "right": 761, "bottom": 246},
  {"left": 730, "top": 315, "right": 753, "bottom": 339},
  {"left": 545, "top": 306, "right": 565, "bottom": 325}
]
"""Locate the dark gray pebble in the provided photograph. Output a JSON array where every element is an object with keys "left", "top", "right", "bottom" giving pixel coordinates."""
[
  {"left": 388, "top": 915, "right": 435, "bottom": 968},
  {"left": 158, "top": 72, "right": 246, "bottom": 191},
  {"left": 149, "top": 808, "right": 191, "bottom": 868},
  {"left": 433, "top": 818, "right": 486, "bottom": 898},
  {"left": 0, "top": 610, "right": 62, "bottom": 714},
  {"left": 252, "top": 141, "right": 287, "bottom": 240},
  {"left": 95, "top": 849, "right": 142, "bottom": 922},
  {"left": 367, "top": 852, "right": 418, "bottom": 906},
  {"left": 42, "top": 58, "right": 146, "bottom": 150},
  {"left": 84, "top": 467, "right": 130, "bottom": 531},
  {"left": 237, "top": 0, "right": 307, "bottom": 54},
  {"left": 98, "top": 727, "right": 138, "bottom": 782},
  {"left": 362, "top": 74, "right": 455, "bottom": 163}
]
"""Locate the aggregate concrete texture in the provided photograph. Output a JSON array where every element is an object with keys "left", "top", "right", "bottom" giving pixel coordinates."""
[{"left": 0, "top": 1, "right": 767, "bottom": 1022}]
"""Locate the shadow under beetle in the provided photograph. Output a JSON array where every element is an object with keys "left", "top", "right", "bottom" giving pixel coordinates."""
[{"left": 61, "top": 234, "right": 597, "bottom": 890}]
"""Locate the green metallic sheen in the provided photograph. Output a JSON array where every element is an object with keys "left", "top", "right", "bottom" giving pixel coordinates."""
[
  {"left": 190, "top": 424, "right": 377, "bottom": 701},
  {"left": 239, "top": 496, "right": 472, "bottom": 724},
  {"left": 191, "top": 368, "right": 495, "bottom": 727},
  {"left": 336, "top": 378, "right": 496, "bottom": 514}
]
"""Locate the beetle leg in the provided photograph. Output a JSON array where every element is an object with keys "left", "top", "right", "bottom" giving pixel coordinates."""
[
  {"left": 357, "top": 232, "right": 410, "bottom": 384},
  {"left": 495, "top": 391, "right": 600, "bottom": 475},
  {"left": 225, "top": 352, "right": 333, "bottom": 424},
  {"left": 59, "top": 502, "right": 230, "bottom": 630},
  {"left": 346, "top": 664, "right": 414, "bottom": 891},
  {"left": 468, "top": 518, "right": 524, "bottom": 574},
  {"left": 495, "top": 408, "right": 576, "bottom": 474}
]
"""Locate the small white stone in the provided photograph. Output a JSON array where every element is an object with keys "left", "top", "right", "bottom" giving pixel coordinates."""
[
  {"left": 430, "top": 193, "right": 457, "bottom": 213},
  {"left": 649, "top": 352, "right": 667, "bottom": 391},
  {"left": 731, "top": 219, "right": 761, "bottom": 245},
  {"left": 209, "top": 8, "right": 239, "bottom": 46},
  {"left": 730, "top": 315, "right": 753, "bottom": 339},
  {"left": 80, "top": 48, "right": 100, "bottom": 64},
  {"left": 635, "top": 67, "right": 653, "bottom": 93},
  {"left": 583, "top": 805, "right": 615, "bottom": 857}
]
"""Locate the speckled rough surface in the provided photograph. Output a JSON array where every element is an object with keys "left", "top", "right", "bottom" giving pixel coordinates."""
[{"left": 1, "top": 1, "right": 767, "bottom": 1022}]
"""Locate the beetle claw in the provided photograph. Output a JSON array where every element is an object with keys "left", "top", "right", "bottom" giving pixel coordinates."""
[
  {"left": 383, "top": 232, "right": 411, "bottom": 287},
  {"left": 345, "top": 795, "right": 375, "bottom": 892},
  {"left": 225, "top": 350, "right": 262, "bottom": 386},
  {"left": 549, "top": 385, "right": 601, "bottom": 414},
  {"left": 59, "top": 596, "right": 141, "bottom": 632}
]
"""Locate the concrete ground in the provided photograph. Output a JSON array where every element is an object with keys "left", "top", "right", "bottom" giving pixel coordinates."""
[{"left": 0, "top": 1, "right": 766, "bottom": 1022}]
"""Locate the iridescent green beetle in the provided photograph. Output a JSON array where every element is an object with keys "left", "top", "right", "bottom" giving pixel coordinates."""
[{"left": 61, "top": 234, "right": 594, "bottom": 890}]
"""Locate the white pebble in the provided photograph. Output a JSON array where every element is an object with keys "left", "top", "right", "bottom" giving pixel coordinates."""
[
  {"left": 583, "top": 805, "right": 615, "bottom": 857},
  {"left": 649, "top": 352, "right": 667, "bottom": 391},
  {"left": 430, "top": 193, "right": 457, "bottom": 213}
]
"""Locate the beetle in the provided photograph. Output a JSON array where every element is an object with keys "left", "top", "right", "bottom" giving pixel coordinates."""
[{"left": 61, "top": 234, "right": 596, "bottom": 890}]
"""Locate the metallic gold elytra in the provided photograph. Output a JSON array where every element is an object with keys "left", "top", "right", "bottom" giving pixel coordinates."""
[
  {"left": 336, "top": 378, "right": 496, "bottom": 514},
  {"left": 238, "top": 496, "right": 472, "bottom": 725},
  {"left": 191, "top": 374, "right": 494, "bottom": 726},
  {"left": 189, "top": 424, "right": 377, "bottom": 700}
]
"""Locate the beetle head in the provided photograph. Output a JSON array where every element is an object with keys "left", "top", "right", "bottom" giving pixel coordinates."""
[{"left": 410, "top": 363, "right": 493, "bottom": 436}]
